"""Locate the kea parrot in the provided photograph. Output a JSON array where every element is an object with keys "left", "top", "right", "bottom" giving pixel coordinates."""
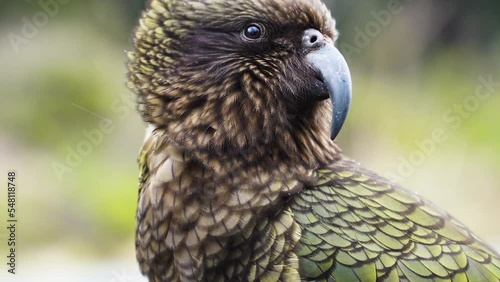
[{"left": 127, "top": 0, "right": 500, "bottom": 281}]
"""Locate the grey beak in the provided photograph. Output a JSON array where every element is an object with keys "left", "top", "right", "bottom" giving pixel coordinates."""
[{"left": 306, "top": 43, "right": 352, "bottom": 140}]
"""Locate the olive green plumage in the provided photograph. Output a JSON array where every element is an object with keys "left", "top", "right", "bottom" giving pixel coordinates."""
[
  {"left": 293, "top": 159, "right": 500, "bottom": 281},
  {"left": 128, "top": 0, "right": 500, "bottom": 281}
]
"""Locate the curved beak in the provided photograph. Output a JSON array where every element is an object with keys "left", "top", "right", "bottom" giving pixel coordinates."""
[{"left": 306, "top": 43, "right": 352, "bottom": 140}]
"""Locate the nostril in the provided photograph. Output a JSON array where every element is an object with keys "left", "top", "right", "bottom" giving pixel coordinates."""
[{"left": 303, "top": 29, "right": 324, "bottom": 49}]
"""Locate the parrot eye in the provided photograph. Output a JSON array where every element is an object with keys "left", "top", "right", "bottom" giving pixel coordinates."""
[{"left": 243, "top": 24, "right": 263, "bottom": 40}]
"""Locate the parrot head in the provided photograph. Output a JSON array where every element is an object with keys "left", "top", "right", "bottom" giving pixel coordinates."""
[{"left": 128, "top": 0, "right": 351, "bottom": 162}]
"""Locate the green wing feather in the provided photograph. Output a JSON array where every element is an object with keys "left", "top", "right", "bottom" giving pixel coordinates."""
[{"left": 291, "top": 158, "right": 500, "bottom": 282}]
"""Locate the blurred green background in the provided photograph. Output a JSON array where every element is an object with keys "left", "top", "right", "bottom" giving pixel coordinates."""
[{"left": 0, "top": 0, "right": 499, "bottom": 281}]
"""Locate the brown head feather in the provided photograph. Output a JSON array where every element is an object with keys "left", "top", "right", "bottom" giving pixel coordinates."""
[{"left": 128, "top": 0, "right": 341, "bottom": 171}]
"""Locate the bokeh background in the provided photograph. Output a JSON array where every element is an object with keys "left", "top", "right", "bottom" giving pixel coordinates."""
[{"left": 0, "top": 0, "right": 499, "bottom": 281}]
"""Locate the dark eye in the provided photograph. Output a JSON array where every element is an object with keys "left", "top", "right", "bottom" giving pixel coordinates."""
[{"left": 243, "top": 24, "right": 262, "bottom": 40}]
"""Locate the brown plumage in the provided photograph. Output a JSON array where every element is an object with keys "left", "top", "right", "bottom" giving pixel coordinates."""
[
  {"left": 128, "top": 0, "right": 500, "bottom": 281},
  {"left": 128, "top": 0, "right": 338, "bottom": 167},
  {"left": 128, "top": 1, "right": 341, "bottom": 280}
]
